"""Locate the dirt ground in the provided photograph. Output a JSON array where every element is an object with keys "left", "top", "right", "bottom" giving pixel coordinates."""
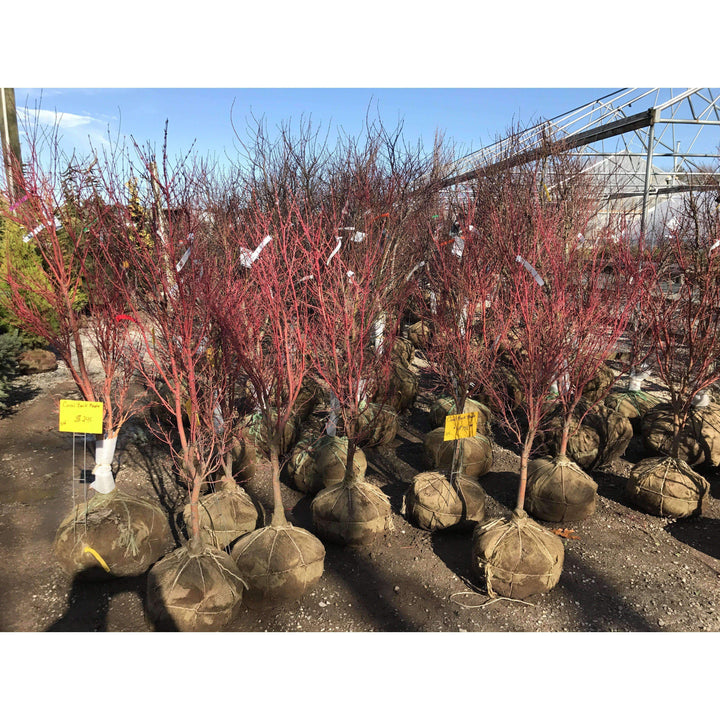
[{"left": 1, "top": 354, "right": 719, "bottom": 635}]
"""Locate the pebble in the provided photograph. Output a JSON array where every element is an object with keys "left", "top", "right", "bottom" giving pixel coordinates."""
[{"left": 394, "top": 586, "right": 400, "bottom": 593}]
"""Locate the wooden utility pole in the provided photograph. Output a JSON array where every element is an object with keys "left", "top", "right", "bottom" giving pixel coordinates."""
[{"left": 1, "top": 88, "right": 23, "bottom": 202}]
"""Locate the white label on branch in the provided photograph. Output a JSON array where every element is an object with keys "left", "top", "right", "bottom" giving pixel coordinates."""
[
  {"left": 326, "top": 393, "right": 340, "bottom": 437},
  {"left": 22, "top": 217, "right": 62, "bottom": 243},
  {"left": 710, "top": 239, "right": 720, "bottom": 253},
  {"left": 405, "top": 260, "right": 426, "bottom": 282},
  {"left": 239, "top": 235, "right": 273, "bottom": 268},
  {"left": 516, "top": 255, "right": 545, "bottom": 287},
  {"left": 350, "top": 231, "right": 365, "bottom": 243},
  {"left": 326, "top": 237, "right": 342, "bottom": 265},
  {"left": 176, "top": 235, "right": 193, "bottom": 272}
]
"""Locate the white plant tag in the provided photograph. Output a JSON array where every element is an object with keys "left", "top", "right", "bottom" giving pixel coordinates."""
[{"left": 516, "top": 255, "right": 545, "bottom": 286}]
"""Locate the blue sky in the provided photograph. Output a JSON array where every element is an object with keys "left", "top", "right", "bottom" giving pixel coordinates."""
[{"left": 14, "top": 87, "right": 620, "bottom": 171}]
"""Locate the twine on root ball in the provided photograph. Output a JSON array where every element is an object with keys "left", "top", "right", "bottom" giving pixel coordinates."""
[
  {"left": 403, "top": 471, "right": 486, "bottom": 531},
  {"left": 230, "top": 523, "right": 325, "bottom": 609},
  {"left": 525, "top": 455, "right": 598, "bottom": 523},
  {"left": 626, "top": 456, "right": 710, "bottom": 518},
  {"left": 471, "top": 510, "right": 564, "bottom": 600},
  {"left": 53, "top": 489, "right": 174, "bottom": 580},
  {"left": 182, "top": 482, "right": 258, "bottom": 550},
  {"left": 145, "top": 540, "right": 246, "bottom": 632},
  {"left": 311, "top": 479, "right": 393, "bottom": 545}
]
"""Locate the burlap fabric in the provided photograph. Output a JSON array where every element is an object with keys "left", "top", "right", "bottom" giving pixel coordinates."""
[
  {"left": 387, "top": 360, "right": 418, "bottom": 413},
  {"left": 215, "top": 436, "right": 256, "bottom": 484},
  {"left": 404, "top": 471, "right": 486, "bottom": 531},
  {"left": 145, "top": 541, "right": 245, "bottom": 631},
  {"left": 311, "top": 480, "right": 392, "bottom": 545},
  {"left": 357, "top": 402, "right": 399, "bottom": 446},
  {"left": 605, "top": 389, "right": 659, "bottom": 429},
  {"left": 182, "top": 483, "right": 258, "bottom": 550},
  {"left": 406, "top": 320, "right": 430, "bottom": 349},
  {"left": 53, "top": 489, "right": 174, "bottom": 580},
  {"left": 292, "top": 376, "right": 322, "bottom": 421},
  {"left": 582, "top": 362, "right": 616, "bottom": 403},
  {"left": 428, "top": 397, "right": 492, "bottom": 436},
  {"left": 525, "top": 455, "right": 598, "bottom": 523},
  {"left": 626, "top": 456, "right": 710, "bottom": 518},
  {"left": 290, "top": 435, "right": 368, "bottom": 494},
  {"left": 423, "top": 427, "right": 493, "bottom": 480},
  {"left": 231, "top": 524, "right": 325, "bottom": 608},
  {"left": 534, "top": 401, "right": 632, "bottom": 470},
  {"left": 392, "top": 337, "right": 416, "bottom": 367},
  {"left": 471, "top": 510, "right": 564, "bottom": 599},
  {"left": 245, "top": 410, "right": 299, "bottom": 457},
  {"left": 641, "top": 402, "right": 720, "bottom": 468}
]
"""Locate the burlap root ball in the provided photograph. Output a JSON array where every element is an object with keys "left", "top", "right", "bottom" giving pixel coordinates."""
[
  {"left": 292, "top": 376, "right": 322, "bottom": 421},
  {"left": 182, "top": 483, "right": 258, "bottom": 550},
  {"left": 535, "top": 402, "right": 632, "bottom": 471},
  {"left": 387, "top": 361, "right": 418, "bottom": 413},
  {"left": 215, "top": 436, "right": 256, "bottom": 484},
  {"left": 231, "top": 524, "right": 325, "bottom": 608},
  {"left": 525, "top": 455, "right": 598, "bottom": 523},
  {"left": 626, "top": 456, "right": 710, "bottom": 518},
  {"left": 428, "top": 397, "right": 492, "bottom": 436},
  {"left": 289, "top": 436, "right": 368, "bottom": 494},
  {"left": 406, "top": 320, "right": 431, "bottom": 349},
  {"left": 471, "top": 510, "right": 565, "bottom": 599},
  {"left": 357, "top": 403, "right": 399, "bottom": 446},
  {"left": 605, "top": 389, "right": 659, "bottom": 430},
  {"left": 311, "top": 480, "right": 393, "bottom": 545},
  {"left": 145, "top": 540, "right": 245, "bottom": 631},
  {"left": 391, "top": 337, "right": 416, "bottom": 367},
  {"left": 641, "top": 403, "right": 720, "bottom": 468},
  {"left": 53, "top": 489, "right": 174, "bottom": 580},
  {"left": 404, "top": 471, "right": 487, "bottom": 531},
  {"left": 423, "top": 427, "right": 493, "bottom": 480},
  {"left": 582, "top": 362, "right": 616, "bottom": 403},
  {"left": 245, "top": 410, "right": 299, "bottom": 457}
]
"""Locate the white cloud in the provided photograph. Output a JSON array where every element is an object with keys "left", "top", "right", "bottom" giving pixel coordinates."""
[{"left": 17, "top": 107, "right": 94, "bottom": 130}]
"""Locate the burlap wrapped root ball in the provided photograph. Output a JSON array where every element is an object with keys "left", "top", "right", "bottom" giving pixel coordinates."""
[
  {"left": 406, "top": 320, "right": 430, "bottom": 349},
  {"left": 471, "top": 510, "right": 565, "bottom": 599},
  {"left": 534, "top": 402, "right": 632, "bottom": 471},
  {"left": 312, "top": 480, "right": 393, "bottom": 545},
  {"left": 288, "top": 435, "right": 368, "bottom": 494},
  {"left": 404, "top": 471, "right": 487, "bottom": 531},
  {"left": 245, "top": 409, "right": 299, "bottom": 457},
  {"left": 357, "top": 402, "right": 399, "bottom": 447},
  {"left": 391, "top": 337, "right": 416, "bottom": 367},
  {"left": 53, "top": 489, "right": 174, "bottom": 580},
  {"left": 231, "top": 524, "right": 325, "bottom": 608},
  {"left": 387, "top": 360, "right": 418, "bottom": 413},
  {"left": 291, "top": 376, "right": 322, "bottom": 421},
  {"left": 182, "top": 483, "right": 258, "bottom": 550},
  {"left": 423, "top": 427, "right": 493, "bottom": 480},
  {"left": 581, "top": 362, "right": 616, "bottom": 403},
  {"left": 525, "top": 456, "right": 598, "bottom": 523},
  {"left": 641, "top": 402, "right": 720, "bottom": 468},
  {"left": 429, "top": 397, "right": 492, "bottom": 437},
  {"left": 626, "top": 456, "right": 710, "bottom": 518},
  {"left": 605, "top": 389, "right": 659, "bottom": 430},
  {"left": 146, "top": 541, "right": 246, "bottom": 631}
]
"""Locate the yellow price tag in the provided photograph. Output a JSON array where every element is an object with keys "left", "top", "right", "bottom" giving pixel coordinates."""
[
  {"left": 444, "top": 411, "right": 478, "bottom": 441},
  {"left": 58, "top": 400, "right": 104, "bottom": 434}
]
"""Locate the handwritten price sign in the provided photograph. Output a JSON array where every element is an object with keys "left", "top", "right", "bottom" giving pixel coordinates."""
[
  {"left": 58, "top": 400, "right": 104, "bottom": 434},
  {"left": 444, "top": 411, "right": 478, "bottom": 442}
]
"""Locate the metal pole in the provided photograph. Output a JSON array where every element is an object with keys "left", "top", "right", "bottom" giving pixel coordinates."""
[{"left": 640, "top": 108, "right": 660, "bottom": 239}]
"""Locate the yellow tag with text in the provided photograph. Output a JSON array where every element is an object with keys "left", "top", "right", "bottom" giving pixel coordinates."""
[
  {"left": 444, "top": 411, "right": 478, "bottom": 441},
  {"left": 58, "top": 400, "right": 104, "bottom": 434}
]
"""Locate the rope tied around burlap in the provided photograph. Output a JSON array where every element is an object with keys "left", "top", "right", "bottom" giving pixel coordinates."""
[{"left": 477, "top": 510, "right": 559, "bottom": 599}]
